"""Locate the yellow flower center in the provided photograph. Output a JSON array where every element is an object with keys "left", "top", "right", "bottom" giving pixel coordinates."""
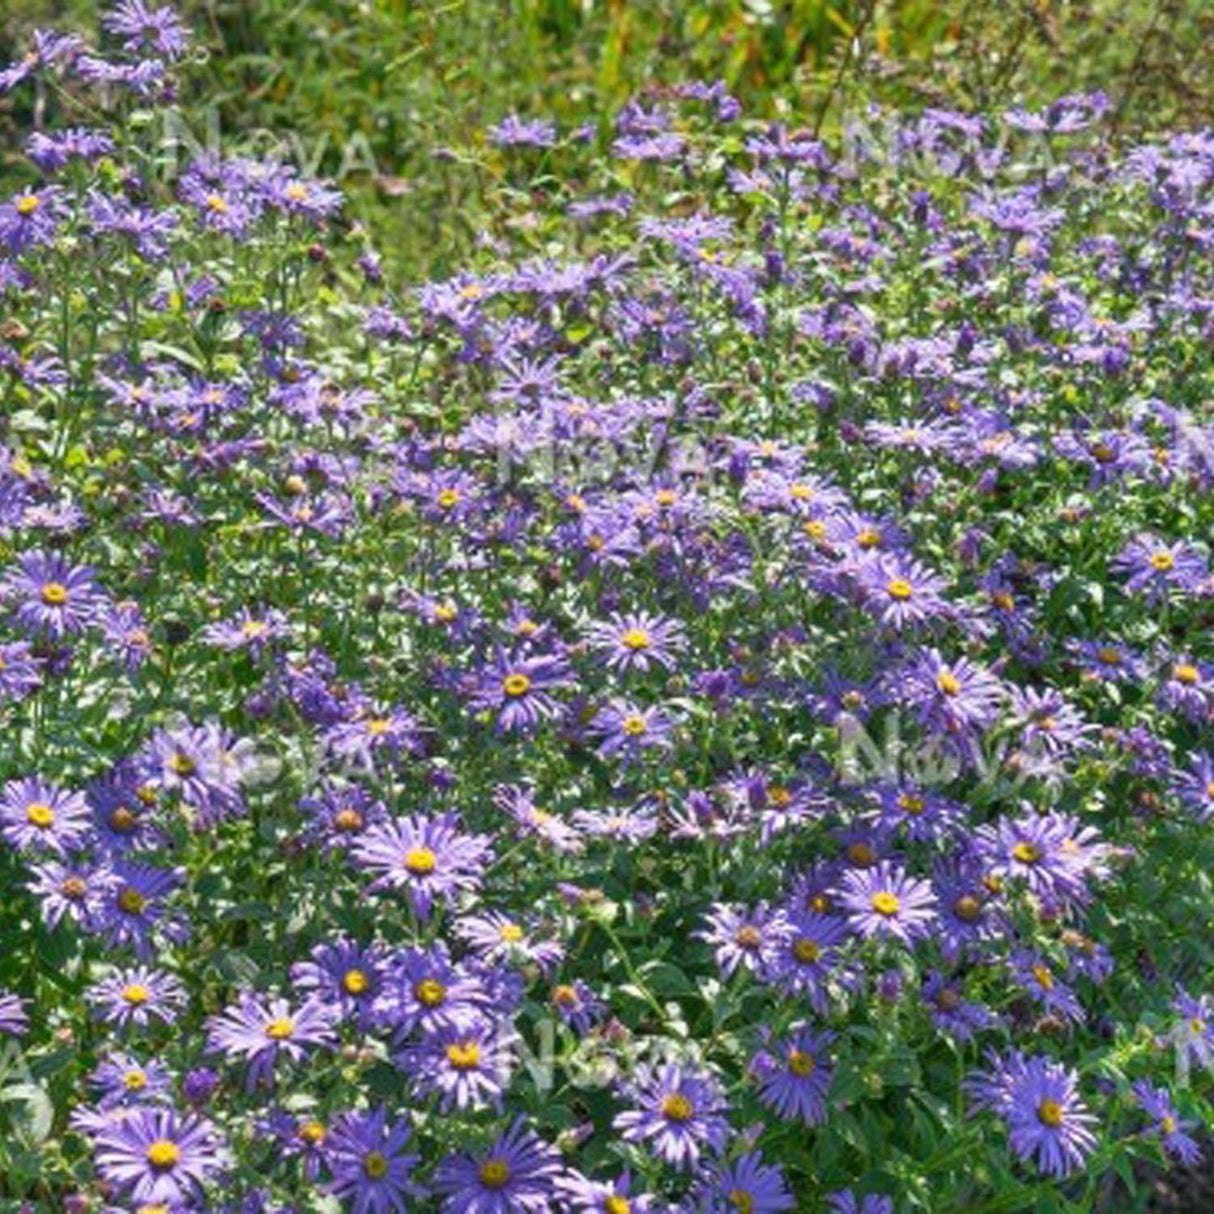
[
  {"left": 1096, "top": 647, "right": 1121, "bottom": 666},
  {"left": 1162, "top": 1115, "right": 1177, "bottom": 1134},
  {"left": 342, "top": 969, "right": 369, "bottom": 995},
  {"left": 1012, "top": 841, "right": 1041, "bottom": 864},
  {"left": 365, "top": 718, "right": 392, "bottom": 736},
  {"left": 15, "top": 195, "right": 40, "bottom": 216},
  {"left": 886, "top": 578, "right": 914, "bottom": 601},
  {"left": 415, "top": 978, "right": 447, "bottom": 1007},
  {"left": 792, "top": 937, "right": 820, "bottom": 963},
  {"left": 205, "top": 194, "right": 229, "bottom": 214},
  {"left": 124, "top": 1069, "right": 147, "bottom": 1091},
  {"left": 661, "top": 1093, "right": 694, "bottom": 1122},
  {"left": 936, "top": 671, "right": 961, "bottom": 696},
  {"left": 334, "top": 808, "right": 364, "bottom": 832},
  {"left": 1175, "top": 664, "right": 1200, "bottom": 685},
  {"left": 122, "top": 984, "right": 151, "bottom": 1005},
  {"left": 459, "top": 283, "right": 485, "bottom": 301},
  {"left": 621, "top": 628, "right": 650, "bottom": 650},
  {"left": 605, "top": 1199, "right": 632, "bottom": 1214},
  {"left": 856, "top": 528, "right": 881, "bottom": 549},
  {"left": 146, "top": 1139, "right": 180, "bottom": 1169},
  {"left": 502, "top": 673, "right": 532, "bottom": 697},
  {"left": 480, "top": 1159, "right": 510, "bottom": 1187},
  {"left": 25, "top": 803, "right": 55, "bottom": 829},
  {"left": 804, "top": 519, "right": 827, "bottom": 540},
  {"left": 61, "top": 876, "right": 87, "bottom": 899},
  {"left": 655, "top": 489, "right": 677, "bottom": 508},
  {"left": 991, "top": 591, "right": 1015, "bottom": 611},
  {"left": 446, "top": 1040, "right": 481, "bottom": 1070},
  {"left": 363, "top": 1150, "right": 390, "bottom": 1179},
  {"left": 953, "top": 895, "right": 982, "bottom": 923},
  {"left": 734, "top": 925, "right": 762, "bottom": 949},
  {"left": 1032, "top": 964, "right": 1055, "bottom": 991},
  {"left": 499, "top": 922, "right": 524, "bottom": 943},
  {"left": 437, "top": 488, "right": 461, "bottom": 509},
  {"left": 110, "top": 806, "right": 138, "bottom": 833},
  {"left": 789, "top": 482, "right": 814, "bottom": 501},
  {"left": 787, "top": 1048, "right": 816, "bottom": 1077},
  {"left": 118, "top": 888, "right": 146, "bottom": 915},
  {"left": 40, "top": 581, "right": 68, "bottom": 605},
  {"left": 265, "top": 1017, "right": 295, "bottom": 1040},
  {"left": 729, "top": 1192, "right": 756, "bottom": 1214},
  {"left": 299, "top": 1120, "right": 326, "bottom": 1144},
  {"left": 1037, "top": 1099, "right": 1064, "bottom": 1128},
  {"left": 935, "top": 988, "right": 962, "bottom": 1013},
  {"left": 1150, "top": 551, "right": 1175, "bottom": 572},
  {"left": 286, "top": 183, "right": 309, "bottom": 202},
  {"left": 622, "top": 714, "right": 648, "bottom": 736},
  {"left": 403, "top": 847, "right": 437, "bottom": 875},
  {"left": 846, "top": 842, "right": 876, "bottom": 866},
  {"left": 871, "top": 891, "right": 901, "bottom": 917},
  {"left": 168, "top": 752, "right": 195, "bottom": 775},
  {"left": 898, "top": 793, "right": 925, "bottom": 815},
  {"left": 435, "top": 603, "right": 459, "bottom": 623}
]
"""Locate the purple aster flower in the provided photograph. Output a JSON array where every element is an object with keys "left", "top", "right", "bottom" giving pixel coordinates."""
[
  {"left": 456, "top": 911, "right": 565, "bottom": 975},
  {"left": 206, "top": 992, "right": 336, "bottom": 1091},
  {"left": 467, "top": 650, "right": 575, "bottom": 733},
  {"left": 1001, "top": 1055, "right": 1097, "bottom": 1177},
  {"left": 921, "top": 971, "right": 997, "bottom": 1041},
  {"left": 493, "top": 785, "right": 582, "bottom": 853},
  {"left": 299, "top": 783, "right": 389, "bottom": 851},
  {"left": 374, "top": 942, "right": 489, "bottom": 1037},
  {"left": 0, "top": 640, "right": 42, "bottom": 703},
  {"left": 0, "top": 777, "right": 91, "bottom": 854},
  {"left": 92, "top": 1107, "right": 227, "bottom": 1206},
  {"left": 489, "top": 114, "right": 558, "bottom": 148},
  {"left": 829, "top": 1193, "right": 894, "bottom": 1214},
  {"left": 558, "top": 1168, "right": 657, "bottom": 1212},
  {"left": 1172, "top": 987, "right": 1214, "bottom": 1072},
  {"left": 549, "top": 979, "right": 605, "bottom": 1035},
  {"left": 614, "top": 1062, "right": 730, "bottom": 1171},
  {"left": 0, "top": 30, "right": 83, "bottom": 95},
  {"left": 1010, "top": 950, "right": 1085, "bottom": 1023},
  {"left": 586, "top": 611, "right": 686, "bottom": 674},
  {"left": 0, "top": 990, "right": 28, "bottom": 1036},
  {"left": 975, "top": 809, "right": 1097, "bottom": 908},
  {"left": 1133, "top": 1082, "right": 1201, "bottom": 1164},
  {"left": 1171, "top": 752, "right": 1214, "bottom": 821},
  {"left": 103, "top": 0, "right": 191, "bottom": 59},
  {"left": 291, "top": 936, "right": 386, "bottom": 1029},
  {"left": 0, "top": 187, "right": 67, "bottom": 254},
  {"left": 897, "top": 648, "right": 1004, "bottom": 740},
  {"left": 1008, "top": 686, "right": 1092, "bottom": 773},
  {"left": 138, "top": 721, "right": 247, "bottom": 827},
  {"left": 91, "top": 1052, "right": 173, "bottom": 1109},
  {"left": 693, "top": 1151, "right": 794, "bottom": 1213},
  {"left": 590, "top": 700, "right": 675, "bottom": 764},
  {"left": 350, "top": 812, "right": 491, "bottom": 918},
  {"left": 325, "top": 1106, "right": 423, "bottom": 1214},
  {"left": 89, "top": 965, "right": 187, "bottom": 1030},
  {"left": 751, "top": 1025, "right": 834, "bottom": 1126},
  {"left": 769, "top": 908, "right": 849, "bottom": 1013},
  {"left": 1158, "top": 655, "right": 1214, "bottom": 724},
  {"left": 433, "top": 1117, "right": 562, "bottom": 1212},
  {"left": 863, "top": 780, "right": 965, "bottom": 844},
  {"left": 28, "top": 856, "right": 115, "bottom": 930},
  {"left": 200, "top": 607, "right": 288, "bottom": 653},
  {"left": 855, "top": 554, "right": 952, "bottom": 630},
  {"left": 1115, "top": 533, "right": 1207, "bottom": 601},
  {"left": 95, "top": 862, "right": 185, "bottom": 958},
  {"left": 1, "top": 549, "right": 103, "bottom": 637},
  {"left": 836, "top": 861, "right": 938, "bottom": 945},
  {"left": 698, "top": 901, "right": 784, "bottom": 980},
  {"left": 573, "top": 802, "right": 660, "bottom": 843},
  {"left": 398, "top": 1020, "right": 516, "bottom": 1112}
]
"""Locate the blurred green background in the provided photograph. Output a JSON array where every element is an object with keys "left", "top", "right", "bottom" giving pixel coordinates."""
[{"left": 2, "top": 1, "right": 1212, "bottom": 278}]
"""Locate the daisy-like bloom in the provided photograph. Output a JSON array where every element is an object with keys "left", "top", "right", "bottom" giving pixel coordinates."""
[
  {"left": 351, "top": 812, "right": 491, "bottom": 919},
  {"left": 199, "top": 607, "right": 288, "bottom": 654},
  {"left": 921, "top": 971, "right": 997, "bottom": 1042},
  {"left": 836, "top": 861, "right": 938, "bottom": 945},
  {"left": 398, "top": 1020, "right": 516, "bottom": 1112},
  {"left": 898, "top": 648, "right": 1004, "bottom": 741},
  {"left": 1067, "top": 639, "right": 1147, "bottom": 685},
  {"left": 751, "top": 1025, "right": 834, "bottom": 1126},
  {"left": 0, "top": 990, "right": 28, "bottom": 1036},
  {"left": 299, "top": 783, "right": 389, "bottom": 851},
  {"left": 374, "top": 943, "right": 489, "bottom": 1037},
  {"left": 590, "top": 700, "right": 675, "bottom": 764},
  {"left": 138, "top": 721, "right": 247, "bottom": 826},
  {"left": 864, "top": 780, "right": 965, "bottom": 844},
  {"left": 855, "top": 554, "right": 952, "bottom": 631},
  {"left": 1114, "top": 532, "right": 1207, "bottom": 601},
  {"left": 456, "top": 911, "right": 565, "bottom": 975},
  {"left": 614, "top": 1063, "right": 730, "bottom": 1171},
  {"left": 698, "top": 901, "right": 784, "bottom": 980},
  {"left": 828, "top": 1192, "right": 894, "bottom": 1214},
  {"left": 769, "top": 908, "right": 849, "bottom": 1014},
  {"left": 1171, "top": 987, "right": 1214, "bottom": 1072},
  {"left": 291, "top": 936, "right": 386, "bottom": 1029},
  {"left": 325, "top": 1106, "right": 423, "bottom": 1214},
  {"left": 1009, "top": 686, "right": 1091, "bottom": 770},
  {"left": 572, "top": 802, "right": 660, "bottom": 843},
  {"left": 0, "top": 640, "right": 42, "bottom": 704},
  {"left": 1003, "top": 1055, "right": 1097, "bottom": 1177},
  {"left": 932, "top": 860, "right": 1004, "bottom": 962},
  {"left": 1171, "top": 751, "right": 1214, "bottom": 822},
  {"left": 975, "top": 809, "right": 1099, "bottom": 908},
  {"left": 206, "top": 992, "right": 336, "bottom": 1091},
  {"left": 325, "top": 706, "right": 424, "bottom": 769},
  {"left": 0, "top": 777, "right": 92, "bottom": 854},
  {"left": 28, "top": 857, "right": 115, "bottom": 930},
  {"left": 89, "top": 966, "right": 187, "bottom": 1030},
  {"left": 103, "top": 0, "right": 191, "bottom": 60},
  {"left": 493, "top": 784, "right": 582, "bottom": 853},
  {"left": 1, "top": 548, "right": 104, "bottom": 637},
  {"left": 1158, "top": 655, "right": 1214, "bottom": 724},
  {"left": 549, "top": 979, "right": 605, "bottom": 1035},
  {"left": 91, "top": 1052, "right": 173, "bottom": 1109},
  {"left": 92, "top": 1106, "right": 227, "bottom": 1206},
  {"left": 433, "top": 1117, "right": 562, "bottom": 1212},
  {"left": 1009, "top": 950, "right": 1085, "bottom": 1023},
  {"left": 94, "top": 862, "right": 184, "bottom": 958},
  {"left": 558, "top": 1168, "right": 658, "bottom": 1212},
  {"left": 586, "top": 612, "right": 686, "bottom": 674},
  {"left": 1132, "top": 1081, "right": 1201, "bottom": 1164},
  {"left": 693, "top": 1151, "right": 794, "bottom": 1213},
  {"left": 467, "top": 649, "right": 575, "bottom": 733}
]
